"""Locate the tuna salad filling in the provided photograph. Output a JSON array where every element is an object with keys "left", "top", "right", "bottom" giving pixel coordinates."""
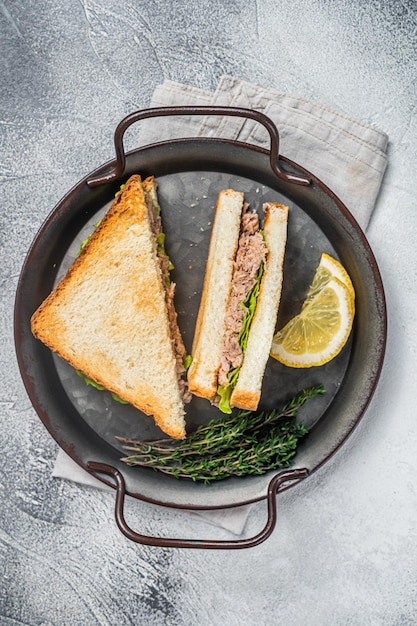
[
  {"left": 144, "top": 190, "right": 192, "bottom": 404},
  {"left": 216, "top": 205, "right": 267, "bottom": 413}
]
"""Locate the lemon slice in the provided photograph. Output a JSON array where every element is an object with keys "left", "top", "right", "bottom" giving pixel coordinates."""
[
  {"left": 270, "top": 257, "right": 355, "bottom": 368},
  {"left": 303, "top": 252, "right": 355, "bottom": 306}
]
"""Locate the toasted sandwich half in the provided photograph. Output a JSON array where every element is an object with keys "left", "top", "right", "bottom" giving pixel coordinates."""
[
  {"left": 31, "top": 174, "right": 189, "bottom": 439},
  {"left": 188, "top": 189, "right": 288, "bottom": 413}
]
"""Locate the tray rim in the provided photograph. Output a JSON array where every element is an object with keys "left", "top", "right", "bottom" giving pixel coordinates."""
[{"left": 14, "top": 136, "right": 387, "bottom": 510}]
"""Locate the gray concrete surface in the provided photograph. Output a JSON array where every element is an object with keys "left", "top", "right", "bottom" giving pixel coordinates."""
[{"left": 2, "top": 1, "right": 417, "bottom": 624}]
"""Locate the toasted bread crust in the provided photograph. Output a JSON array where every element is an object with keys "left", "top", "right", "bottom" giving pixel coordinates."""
[
  {"left": 31, "top": 174, "right": 186, "bottom": 439},
  {"left": 228, "top": 389, "right": 259, "bottom": 412}
]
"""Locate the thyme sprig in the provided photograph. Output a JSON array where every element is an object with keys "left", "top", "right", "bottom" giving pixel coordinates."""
[{"left": 117, "top": 385, "right": 325, "bottom": 483}]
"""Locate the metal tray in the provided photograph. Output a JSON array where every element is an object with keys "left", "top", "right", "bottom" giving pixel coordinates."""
[{"left": 14, "top": 107, "right": 386, "bottom": 548}]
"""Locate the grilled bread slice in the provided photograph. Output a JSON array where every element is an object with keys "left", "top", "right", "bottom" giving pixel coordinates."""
[
  {"left": 31, "top": 174, "right": 187, "bottom": 439},
  {"left": 188, "top": 189, "right": 244, "bottom": 400}
]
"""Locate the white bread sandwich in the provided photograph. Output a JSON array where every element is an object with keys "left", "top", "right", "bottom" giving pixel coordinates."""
[
  {"left": 187, "top": 189, "right": 288, "bottom": 414},
  {"left": 31, "top": 174, "right": 190, "bottom": 439}
]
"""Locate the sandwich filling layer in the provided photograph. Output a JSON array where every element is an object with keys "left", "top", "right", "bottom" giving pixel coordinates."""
[
  {"left": 143, "top": 186, "right": 192, "bottom": 404},
  {"left": 216, "top": 205, "right": 267, "bottom": 412}
]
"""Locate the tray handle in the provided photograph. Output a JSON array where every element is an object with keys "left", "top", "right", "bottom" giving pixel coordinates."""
[
  {"left": 87, "top": 461, "right": 308, "bottom": 549},
  {"left": 86, "top": 106, "right": 311, "bottom": 188}
]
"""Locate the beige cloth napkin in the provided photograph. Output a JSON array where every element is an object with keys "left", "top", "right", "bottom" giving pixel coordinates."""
[
  {"left": 53, "top": 76, "right": 389, "bottom": 535},
  {"left": 139, "top": 75, "right": 388, "bottom": 230}
]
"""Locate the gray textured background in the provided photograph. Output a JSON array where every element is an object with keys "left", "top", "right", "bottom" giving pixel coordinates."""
[{"left": 2, "top": 1, "right": 417, "bottom": 624}]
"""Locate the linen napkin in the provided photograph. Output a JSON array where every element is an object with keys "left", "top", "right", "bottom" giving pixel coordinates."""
[
  {"left": 138, "top": 75, "right": 388, "bottom": 230},
  {"left": 53, "top": 76, "right": 389, "bottom": 535}
]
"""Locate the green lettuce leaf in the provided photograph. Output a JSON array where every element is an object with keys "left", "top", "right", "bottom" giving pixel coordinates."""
[
  {"left": 79, "top": 219, "right": 102, "bottom": 252},
  {"left": 75, "top": 370, "right": 129, "bottom": 404},
  {"left": 156, "top": 232, "right": 174, "bottom": 274},
  {"left": 217, "top": 384, "right": 233, "bottom": 414}
]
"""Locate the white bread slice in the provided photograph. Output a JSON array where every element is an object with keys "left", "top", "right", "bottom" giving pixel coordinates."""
[
  {"left": 187, "top": 189, "right": 244, "bottom": 400},
  {"left": 231, "top": 202, "right": 288, "bottom": 410},
  {"left": 31, "top": 175, "right": 186, "bottom": 439}
]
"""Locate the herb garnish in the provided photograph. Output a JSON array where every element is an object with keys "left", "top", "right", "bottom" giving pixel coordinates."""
[{"left": 117, "top": 384, "right": 325, "bottom": 483}]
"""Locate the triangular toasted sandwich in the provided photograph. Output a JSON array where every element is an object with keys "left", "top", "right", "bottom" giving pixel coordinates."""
[
  {"left": 31, "top": 175, "right": 189, "bottom": 439},
  {"left": 188, "top": 189, "right": 288, "bottom": 413}
]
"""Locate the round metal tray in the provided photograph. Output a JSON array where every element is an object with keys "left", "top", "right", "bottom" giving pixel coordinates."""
[{"left": 14, "top": 107, "right": 386, "bottom": 548}]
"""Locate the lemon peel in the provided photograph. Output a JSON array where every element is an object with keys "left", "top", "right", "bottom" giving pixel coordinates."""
[{"left": 270, "top": 255, "right": 355, "bottom": 368}]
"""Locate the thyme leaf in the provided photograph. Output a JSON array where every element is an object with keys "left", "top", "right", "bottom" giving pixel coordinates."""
[{"left": 117, "top": 384, "right": 325, "bottom": 482}]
